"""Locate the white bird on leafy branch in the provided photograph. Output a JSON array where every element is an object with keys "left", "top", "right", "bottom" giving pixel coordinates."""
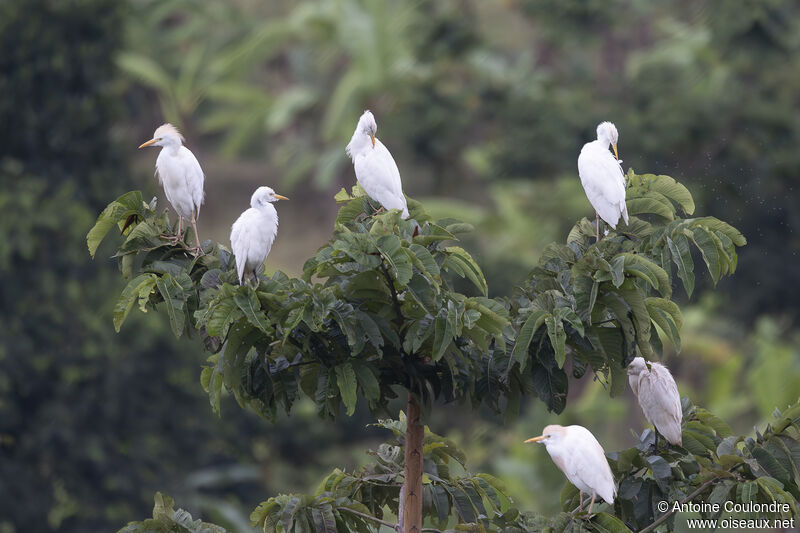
[
  {"left": 230, "top": 186, "right": 288, "bottom": 285},
  {"left": 578, "top": 121, "right": 629, "bottom": 242},
  {"left": 628, "top": 357, "right": 683, "bottom": 447},
  {"left": 346, "top": 110, "right": 409, "bottom": 219},
  {"left": 526, "top": 425, "right": 616, "bottom": 514},
  {"left": 138, "top": 123, "right": 205, "bottom": 254}
]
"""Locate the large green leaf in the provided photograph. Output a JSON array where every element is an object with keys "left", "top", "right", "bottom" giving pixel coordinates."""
[
  {"left": 442, "top": 246, "right": 488, "bottom": 296},
  {"left": 87, "top": 191, "right": 148, "bottom": 258},
  {"left": 113, "top": 274, "right": 157, "bottom": 332},
  {"left": 335, "top": 363, "right": 358, "bottom": 416}
]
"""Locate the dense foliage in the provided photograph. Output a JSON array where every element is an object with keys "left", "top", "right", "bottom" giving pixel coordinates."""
[
  {"left": 90, "top": 172, "right": 743, "bottom": 423},
  {"left": 122, "top": 398, "right": 800, "bottom": 533},
  {"left": 87, "top": 168, "right": 786, "bottom": 532}
]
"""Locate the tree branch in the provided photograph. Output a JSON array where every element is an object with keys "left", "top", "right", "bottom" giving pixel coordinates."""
[
  {"left": 638, "top": 463, "right": 745, "bottom": 533},
  {"left": 380, "top": 263, "right": 405, "bottom": 326},
  {"left": 338, "top": 506, "right": 398, "bottom": 531}
]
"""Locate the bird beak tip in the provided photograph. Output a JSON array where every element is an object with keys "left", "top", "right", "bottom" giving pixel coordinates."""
[
  {"left": 525, "top": 436, "right": 545, "bottom": 444},
  {"left": 370, "top": 134, "right": 375, "bottom": 148},
  {"left": 274, "top": 194, "right": 289, "bottom": 201},
  {"left": 138, "top": 139, "right": 157, "bottom": 149},
  {"left": 612, "top": 143, "right": 619, "bottom": 160}
]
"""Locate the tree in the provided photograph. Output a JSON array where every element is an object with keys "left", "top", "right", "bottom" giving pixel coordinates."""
[{"left": 89, "top": 167, "right": 800, "bottom": 532}]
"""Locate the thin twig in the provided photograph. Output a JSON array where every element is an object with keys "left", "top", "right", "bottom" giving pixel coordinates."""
[
  {"left": 338, "top": 507, "right": 398, "bottom": 531},
  {"left": 637, "top": 476, "right": 720, "bottom": 533},
  {"left": 380, "top": 264, "right": 404, "bottom": 326}
]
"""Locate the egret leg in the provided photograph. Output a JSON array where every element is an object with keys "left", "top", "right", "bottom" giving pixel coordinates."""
[
  {"left": 571, "top": 492, "right": 585, "bottom": 516},
  {"left": 161, "top": 216, "right": 184, "bottom": 244},
  {"left": 189, "top": 214, "right": 203, "bottom": 255},
  {"left": 588, "top": 494, "right": 596, "bottom": 515},
  {"left": 596, "top": 212, "right": 601, "bottom": 243}
]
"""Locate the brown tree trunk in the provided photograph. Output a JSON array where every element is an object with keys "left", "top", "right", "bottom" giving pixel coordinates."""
[{"left": 403, "top": 394, "right": 424, "bottom": 533}]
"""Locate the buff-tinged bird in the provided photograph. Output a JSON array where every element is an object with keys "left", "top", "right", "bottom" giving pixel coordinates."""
[
  {"left": 346, "top": 110, "right": 409, "bottom": 219},
  {"left": 138, "top": 123, "right": 205, "bottom": 253},
  {"left": 628, "top": 357, "right": 683, "bottom": 446},
  {"left": 526, "top": 425, "right": 616, "bottom": 514},
  {"left": 578, "top": 121, "right": 629, "bottom": 242},
  {"left": 230, "top": 186, "right": 288, "bottom": 284}
]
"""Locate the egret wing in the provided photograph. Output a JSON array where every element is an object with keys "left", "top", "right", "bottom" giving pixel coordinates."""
[
  {"left": 578, "top": 144, "right": 627, "bottom": 227},
  {"left": 355, "top": 140, "right": 408, "bottom": 216},
  {"left": 563, "top": 429, "right": 616, "bottom": 503},
  {"left": 638, "top": 365, "right": 682, "bottom": 444},
  {"left": 178, "top": 146, "right": 205, "bottom": 217},
  {"left": 231, "top": 210, "right": 254, "bottom": 283}
]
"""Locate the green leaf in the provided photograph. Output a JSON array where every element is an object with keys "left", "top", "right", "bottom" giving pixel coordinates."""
[
  {"left": 375, "top": 235, "right": 413, "bottom": 286},
  {"left": 626, "top": 194, "right": 675, "bottom": 221},
  {"left": 113, "top": 274, "right": 157, "bottom": 332},
  {"left": 617, "top": 252, "right": 671, "bottom": 297},
  {"left": 591, "top": 512, "right": 634, "bottom": 533},
  {"left": 352, "top": 362, "right": 380, "bottom": 402},
  {"left": 234, "top": 288, "right": 272, "bottom": 333},
  {"left": 156, "top": 273, "right": 190, "bottom": 337},
  {"left": 335, "top": 363, "right": 358, "bottom": 416},
  {"left": 546, "top": 314, "right": 566, "bottom": 368},
  {"left": 443, "top": 246, "right": 488, "bottom": 296},
  {"left": 514, "top": 310, "right": 548, "bottom": 369},
  {"left": 87, "top": 191, "right": 147, "bottom": 258},
  {"left": 689, "top": 226, "right": 721, "bottom": 284},
  {"left": 667, "top": 234, "right": 695, "bottom": 297},
  {"left": 432, "top": 306, "right": 456, "bottom": 362}
]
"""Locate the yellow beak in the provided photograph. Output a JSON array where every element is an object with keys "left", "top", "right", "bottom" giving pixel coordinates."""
[
  {"left": 370, "top": 134, "right": 376, "bottom": 148},
  {"left": 525, "top": 436, "right": 545, "bottom": 444},
  {"left": 138, "top": 138, "right": 157, "bottom": 149},
  {"left": 273, "top": 194, "right": 289, "bottom": 201},
  {"left": 612, "top": 143, "right": 619, "bottom": 160}
]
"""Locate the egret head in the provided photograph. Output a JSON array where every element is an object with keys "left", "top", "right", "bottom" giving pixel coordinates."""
[
  {"left": 627, "top": 356, "right": 648, "bottom": 376},
  {"left": 525, "top": 424, "right": 569, "bottom": 446},
  {"left": 138, "top": 123, "right": 185, "bottom": 149},
  {"left": 596, "top": 121, "right": 619, "bottom": 159},
  {"left": 358, "top": 110, "right": 378, "bottom": 147},
  {"left": 250, "top": 186, "right": 289, "bottom": 208}
]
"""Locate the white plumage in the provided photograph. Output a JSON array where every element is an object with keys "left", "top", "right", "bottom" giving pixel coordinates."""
[
  {"left": 578, "top": 121, "right": 629, "bottom": 241},
  {"left": 526, "top": 424, "right": 616, "bottom": 513},
  {"left": 628, "top": 357, "right": 683, "bottom": 446},
  {"left": 139, "top": 123, "right": 205, "bottom": 252},
  {"left": 230, "top": 186, "right": 288, "bottom": 284},
  {"left": 346, "top": 110, "right": 409, "bottom": 219}
]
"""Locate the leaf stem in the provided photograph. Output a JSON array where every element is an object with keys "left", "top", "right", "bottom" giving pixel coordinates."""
[
  {"left": 338, "top": 506, "right": 398, "bottom": 531},
  {"left": 639, "top": 463, "right": 744, "bottom": 533}
]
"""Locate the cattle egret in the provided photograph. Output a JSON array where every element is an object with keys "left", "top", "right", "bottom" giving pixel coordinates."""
[
  {"left": 346, "top": 110, "right": 409, "bottom": 219},
  {"left": 138, "top": 123, "right": 205, "bottom": 253},
  {"left": 526, "top": 425, "right": 616, "bottom": 514},
  {"left": 628, "top": 357, "right": 683, "bottom": 446},
  {"left": 230, "top": 186, "right": 288, "bottom": 284},
  {"left": 578, "top": 121, "right": 629, "bottom": 242}
]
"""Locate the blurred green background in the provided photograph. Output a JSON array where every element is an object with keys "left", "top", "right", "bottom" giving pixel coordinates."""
[{"left": 1, "top": 0, "right": 799, "bottom": 531}]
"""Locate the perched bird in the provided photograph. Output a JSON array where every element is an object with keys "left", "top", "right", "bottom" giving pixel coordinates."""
[
  {"left": 346, "top": 110, "right": 409, "bottom": 219},
  {"left": 138, "top": 123, "right": 205, "bottom": 253},
  {"left": 230, "top": 186, "right": 288, "bottom": 284},
  {"left": 578, "top": 121, "right": 629, "bottom": 242},
  {"left": 628, "top": 357, "right": 683, "bottom": 446},
  {"left": 526, "top": 425, "right": 616, "bottom": 514}
]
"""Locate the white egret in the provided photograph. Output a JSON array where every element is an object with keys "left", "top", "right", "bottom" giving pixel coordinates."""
[
  {"left": 230, "top": 186, "right": 288, "bottom": 284},
  {"left": 346, "top": 110, "right": 409, "bottom": 219},
  {"left": 578, "top": 121, "right": 629, "bottom": 242},
  {"left": 526, "top": 425, "right": 616, "bottom": 514},
  {"left": 628, "top": 357, "right": 683, "bottom": 446},
  {"left": 138, "top": 123, "right": 205, "bottom": 253}
]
